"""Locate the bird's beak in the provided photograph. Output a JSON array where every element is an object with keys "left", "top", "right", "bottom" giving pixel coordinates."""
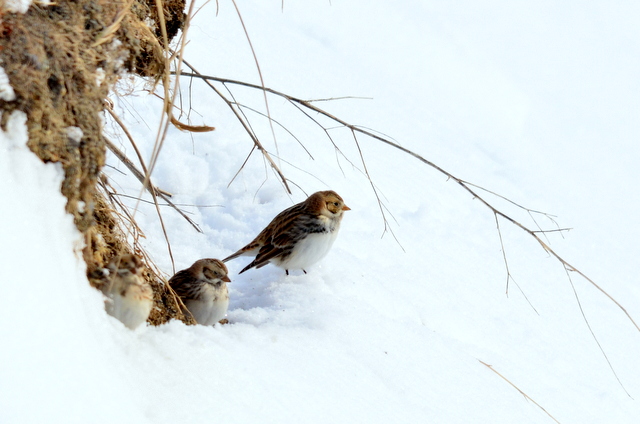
[
  {"left": 342, "top": 205, "right": 351, "bottom": 211},
  {"left": 223, "top": 275, "right": 231, "bottom": 283}
]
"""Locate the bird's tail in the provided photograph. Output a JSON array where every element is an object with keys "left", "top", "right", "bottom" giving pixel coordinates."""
[
  {"left": 222, "top": 242, "right": 260, "bottom": 263},
  {"left": 238, "top": 258, "right": 270, "bottom": 274},
  {"left": 222, "top": 251, "right": 242, "bottom": 263}
]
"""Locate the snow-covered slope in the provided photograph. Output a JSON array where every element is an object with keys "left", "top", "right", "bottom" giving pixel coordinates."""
[{"left": 3, "top": 1, "right": 640, "bottom": 423}]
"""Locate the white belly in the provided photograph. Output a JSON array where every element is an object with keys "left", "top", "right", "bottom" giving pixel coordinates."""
[
  {"left": 107, "top": 290, "right": 153, "bottom": 330},
  {"left": 185, "top": 296, "right": 229, "bottom": 326},
  {"left": 276, "top": 230, "right": 339, "bottom": 270}
]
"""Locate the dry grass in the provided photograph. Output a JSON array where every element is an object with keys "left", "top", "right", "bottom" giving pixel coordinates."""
[
  {"left": 0, "top": 0, "right": 191, "bottom": 326},
  {"left": 479, "top": 360, "right": 561, "bottom": 424}
]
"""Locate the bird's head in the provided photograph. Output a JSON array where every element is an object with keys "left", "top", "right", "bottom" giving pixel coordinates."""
[
  {"left": 315, "top": 190, "right": 350, "bottom": 217},
  {"left": 196, "top": 258, "right": 231, "bottom": 286}
]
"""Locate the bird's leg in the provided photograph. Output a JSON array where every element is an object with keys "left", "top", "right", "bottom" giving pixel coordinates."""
[
  {"left": 286, "top": 270, "right": 289, "bottom": 276},
  {"left": 303, "top": 269, "right": 307, "bottom": 274}
]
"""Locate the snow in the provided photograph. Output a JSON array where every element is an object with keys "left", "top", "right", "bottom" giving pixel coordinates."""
[
  {"left": 0, "top": 111, "right": 149, "bottom": 423},
  {"left": 0, "top": 67, "right": 16, "bottom": 101},
  {"left": 64, "top": 126, "right": 84, "bottom": 144},
  {"left": 1, "top": 0, "right": 39, "bottom": 14},
  {"left": 2, "top": 1, "right": 640, "bottom": 423}
]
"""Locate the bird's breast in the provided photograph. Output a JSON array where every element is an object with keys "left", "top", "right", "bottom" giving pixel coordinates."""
[{"left": 279, "top": 230, "right": 339, "bottom": 270}]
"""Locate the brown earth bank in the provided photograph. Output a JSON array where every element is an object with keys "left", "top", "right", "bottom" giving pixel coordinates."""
[{"left": 0, "top": 0, "right": 194, "bottom": 325}]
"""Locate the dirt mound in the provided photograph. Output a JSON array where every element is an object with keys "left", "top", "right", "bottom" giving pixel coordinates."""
[{"left": 0, "top": 0, "right": 193, "bottom": 325}]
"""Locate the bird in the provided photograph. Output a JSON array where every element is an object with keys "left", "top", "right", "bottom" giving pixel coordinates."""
[
  {"left": 168, "top": 259, "right": 231, "bottom": 326},
  {"left": 101, "top": 254, "right": 154, "bottom": 330},
  {"left": 223, "top": 190, "right": 350, "bottom": 275}
]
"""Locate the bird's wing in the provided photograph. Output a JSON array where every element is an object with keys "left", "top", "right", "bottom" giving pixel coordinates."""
[
  {"left": 168, "top": 270, "right": 199, "bottom": 300},
  {"left": 238, "top": 206, "right": 311, "bottom": 273},
  {"left": 225, "top": 201, "right": 306, "bottom": 264}
]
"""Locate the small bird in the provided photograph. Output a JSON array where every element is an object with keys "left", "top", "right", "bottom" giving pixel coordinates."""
[
  {"left": 168, "top": 259, "right": 231, "bottom": 326},
  {"left": 223, "top": 190, "right": 350, "bottom": 274},
  {"left": 102, "top": 254, "right": 153, "bottom": 330}
]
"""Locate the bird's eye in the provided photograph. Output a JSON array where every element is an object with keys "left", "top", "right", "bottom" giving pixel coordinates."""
[{"left": 333, "top": 202, "right": 339, "bottom": 207}]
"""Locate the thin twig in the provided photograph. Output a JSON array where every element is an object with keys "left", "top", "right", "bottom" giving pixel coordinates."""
[
  {"left": 479, "top": 360, "right": 561, "bottom": 424},
  {"left": 230, "top": 0, "right": 281, "bottom": 167},
  {"left": 112, "top": 193, "right": 222, "bottom": 209},
  {"left": 234, "top": 102, "right": 314, "bottom": 159},
  {"left": 171, "top": 72, "right": 638, "bottom": 395},
  {"left": 351, "top": 129, "right": 403, "bottom": 250},
  {"left": 105, "top": 105, "right": 151, "bottom": 177},
  {"left": 462, "top": 179, "right": 566, "bottom": 244},
  {"left": 132, "top": 0, "right": 202, "bottom": 274},
  {"left": 532, "top": 228, "right": 572, "bottom": 234},
  {"left": 495, "top": 213, "right": 512, "bottom": 295},
  {"left": 181, "top": 60, "right": 292, "bottom": 193},
  {"left": 147, "top": 0, "right": 172, "bottom": 178},
  {"left": 462, "top": 179, "right": 557, "bottom": 218},
  {"left": 175, "top": 72, "right": 639, "bottom": 332},
  {"left": 495, "top": 214, "right": 539, "bottom": 314},
  {"left": 306, "top": 96, "right": 374, "bottom": 103},
  {"left": 562, "top": 265, "right": 631, "bottom": 398},
  {"left": 227, "top": 145, "right": 257, "bottom": 189},
  {"left": 99, "top": 178, "right": 195, "bottom": 322},
  {"left": 287, "top": 99, "right": 355, "bottom": 176},
  {"left": 104, "top": 137, "right": 203, "bottom": 233}
]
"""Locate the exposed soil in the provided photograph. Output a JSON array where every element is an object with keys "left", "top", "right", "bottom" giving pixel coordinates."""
[{"left": 0, "top": 0, "right": 193, "bottom": 325}]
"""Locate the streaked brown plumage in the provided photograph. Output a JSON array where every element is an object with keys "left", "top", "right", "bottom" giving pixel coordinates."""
[
  {"left": 223, "top": 190, "right": 350, "bottom": 274},
  {"left": 102, "top": 254, "right": 153, "bottom": 330},
  {"left": 169, "top": 259, "right": 231, "bottom": 325}
]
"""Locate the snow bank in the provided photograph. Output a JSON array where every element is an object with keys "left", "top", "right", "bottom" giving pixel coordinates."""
[{"left": 0, "top": 111, "right": 149, "bottom": 423}]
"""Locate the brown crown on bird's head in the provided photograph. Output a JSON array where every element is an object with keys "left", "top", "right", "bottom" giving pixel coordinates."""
[
  {"left": 306, "top": 190, "right": 351, "bottom": 216},
  {"left": 195, "top": 258, "right": 231, "bottom": 283},
  {"left": 109, "top": 254, "right": 143, "bottom": 274}
]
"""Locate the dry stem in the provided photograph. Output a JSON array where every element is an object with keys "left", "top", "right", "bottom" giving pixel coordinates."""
[
  {"left": 479, "top": 360, "right": 561, "bottom": 424},
  {"left": 179, "top": 60, "right": 292, "bottom": 194},
  {"left": 175, "top": 72, "right": 638, "bottom": 332},
  {"left": 170, "top": 72, "right": 638, "bottom": 395}
]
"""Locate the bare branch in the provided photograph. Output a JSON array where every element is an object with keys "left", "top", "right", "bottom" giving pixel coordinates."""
[
  {"left": 233, "top": 102, "right": 314, "bottom": 159},
  {"left": 350, "top": 129, "right": 404, "bottom": 250},
  {"left": 180, "top": 61, "right": 292, "bottom": 194},
  {"left": 103, "top": 137, "right": 203, "bottom": 234},
  {"left": 166, "top": 71, "right": 639, "bottom": 396},
  {"left": 112, "top": 193, "right": 222, "bottom": 210},
  {"left": 562, "top": 265, "right": 632, "bottom": 397},
  {"left": 173, "top": 72, "right": 639, "bottom": 336},
  {"left": 227, "top": 145, "right": 257, "bottom": 189},
  {"left": 495, "top": 214, "right": 539, "bottom": 314},
  {"left": 479, "top": 360, "right": 562, "bottom": 424},
  {"left": 532, "top": 228, "right": 572, "bottom": 234},
  {"left": 231, "top": 0, "right": 282, "bottom": 175},
  {"left": 306, "top": 95, "right": 374, "bottom": 102}
]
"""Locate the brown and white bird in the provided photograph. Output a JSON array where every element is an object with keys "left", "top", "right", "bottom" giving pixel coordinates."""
[
  {"left": 102, "top": 254, "right": 153, "bottom": 330},
  {"left": 223, "top": 190, "right": 350, "bottom": 274},
  {"left": 168, "top": 259, "right": 231, "bottom": 326}
]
